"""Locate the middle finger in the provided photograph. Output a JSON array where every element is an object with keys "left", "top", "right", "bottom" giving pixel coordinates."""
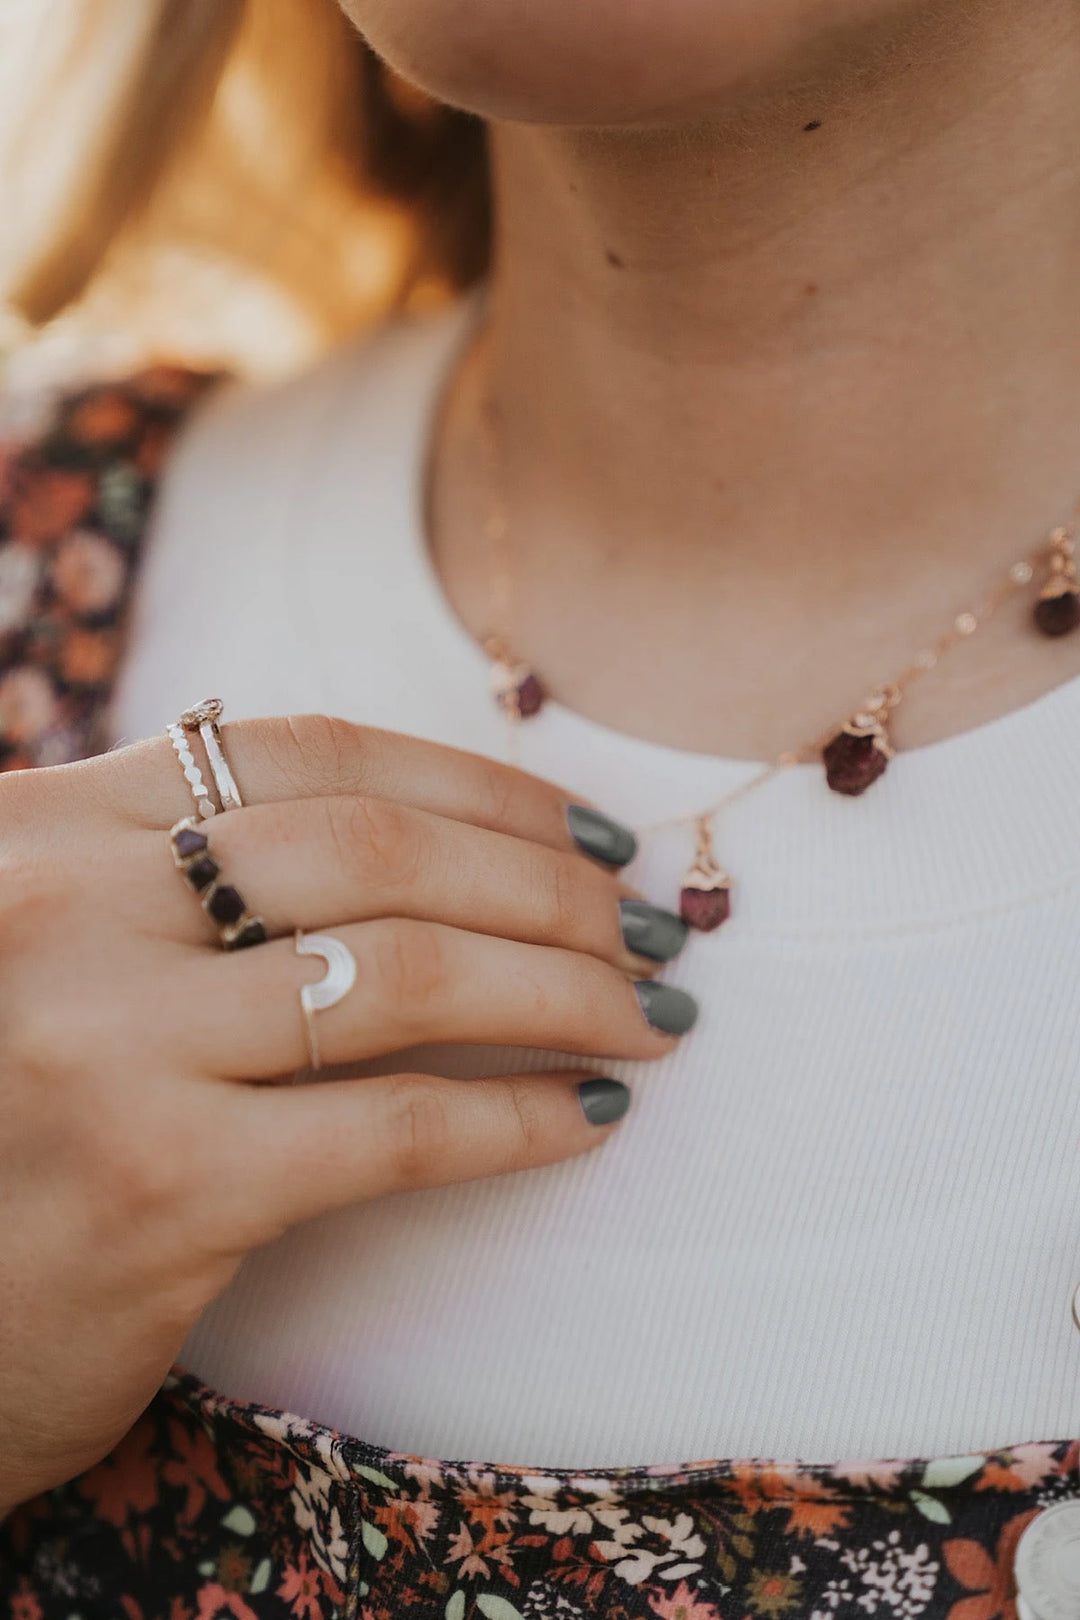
[{"left": 129, "top": 794, "right": 689, "bottom": 974}]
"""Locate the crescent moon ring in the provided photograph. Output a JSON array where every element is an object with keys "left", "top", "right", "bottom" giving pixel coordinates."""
[{"left": 295, "top": 930, "right": 358, "bottom": 1069}]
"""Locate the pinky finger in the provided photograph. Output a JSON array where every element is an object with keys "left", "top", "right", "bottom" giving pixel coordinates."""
[{"left": 214, "top": 1068, "right": 631, "bottom": 1240}]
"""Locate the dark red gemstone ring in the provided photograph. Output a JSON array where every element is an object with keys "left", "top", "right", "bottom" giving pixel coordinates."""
[{"left": 169, "top": 817, "right": 268, "bottom": 950}]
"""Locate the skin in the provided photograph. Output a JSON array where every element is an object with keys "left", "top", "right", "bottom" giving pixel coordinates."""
[
  {"left": 349, "top": 0, "right": 1080, "bottom": 758},
  {"left": 0, "top": 719, "right": 680, "bottom": 1513},
  {"left": 7, "top": 0, "right": 1080, "bottom": 1514}
]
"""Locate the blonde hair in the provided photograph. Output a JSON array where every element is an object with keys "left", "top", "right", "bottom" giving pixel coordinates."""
[{"left": 6, "top": 0, "right": 489, "bottom": 362}]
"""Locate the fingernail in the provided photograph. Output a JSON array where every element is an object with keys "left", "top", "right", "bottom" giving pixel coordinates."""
[
  {"left": 634, "top": 981, "right": 699, "bottom": 1035},
  {"left": 620, "top": 899, "right": 688, "bottom": 963},
  {"left": 578, "top": 1077, "right": 632, "bottom": 1125},
  {"left": 567, "top": 804, "right": 638, "bottom": 867}
]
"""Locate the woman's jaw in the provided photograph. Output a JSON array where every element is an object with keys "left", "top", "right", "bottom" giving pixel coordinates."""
[{"left": 339, "top": 0, "right": 925, "bottom": 126}]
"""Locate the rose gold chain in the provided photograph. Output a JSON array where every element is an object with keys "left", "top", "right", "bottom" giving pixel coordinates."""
[{"left": 475, "top": 328, "right": 1069, "bottom": 835}]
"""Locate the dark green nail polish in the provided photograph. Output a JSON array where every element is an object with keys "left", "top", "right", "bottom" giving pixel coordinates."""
[
  {"left": 634, "top": 981, "right": 699, "bottom": 1035},
  {"left": 578, "top": 1077, "right": 632, "bottom": 1125},
  {"left": 567, "top": 804, "right": 638, "bottom": 867},
  {"left": 620, "top": 899, "right": 689, "bottom": 963}
]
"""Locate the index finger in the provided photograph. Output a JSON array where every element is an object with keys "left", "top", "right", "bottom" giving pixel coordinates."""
[{"left": 95, "top": 713, "right": 640, "bottom": 864}]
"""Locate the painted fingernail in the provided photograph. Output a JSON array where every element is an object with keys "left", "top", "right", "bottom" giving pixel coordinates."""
[
  {"left": 620, "top": 899, "right": 688, "bottom": 963},
  {"left": 567, "top": 804, "right": 638, "bottom": 867},
  {"left": 634, "top": 981, "right": 699, "bottom": 1035},
  {"left": 578, "top": 1077, "right": 632, "bottom": 1125}
]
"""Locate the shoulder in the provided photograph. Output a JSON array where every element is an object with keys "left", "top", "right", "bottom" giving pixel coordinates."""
[
  {"left": 0, "top": 366, "right": 219, "bottom": 769},
  {"left": 154, "top": 302, "right": 475, "bottom": 533}
]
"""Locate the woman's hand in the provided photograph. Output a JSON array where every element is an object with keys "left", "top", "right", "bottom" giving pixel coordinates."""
[{"left": 0, "top": 715, "right": 695, "bottom": 1514}]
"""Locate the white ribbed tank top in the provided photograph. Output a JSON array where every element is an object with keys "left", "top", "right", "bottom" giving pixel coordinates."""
[{"left": 111, "top": 303, "right": 1080, "bottom": 1467}]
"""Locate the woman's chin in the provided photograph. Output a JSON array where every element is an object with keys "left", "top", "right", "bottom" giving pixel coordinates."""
[{"left": 340, "top": 0, "right": 896, "bottom": 126}]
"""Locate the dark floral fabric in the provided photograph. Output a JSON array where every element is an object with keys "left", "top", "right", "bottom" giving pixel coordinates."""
[
  {"left": 0, "top": 366, "right": 219, "bottom": 771},
  {"left": 2, "top": 372, "right": 1079, "bottom": 1618},
  {"left": 3, "top": 1365, "right": 1079, "bottom": 1619}
]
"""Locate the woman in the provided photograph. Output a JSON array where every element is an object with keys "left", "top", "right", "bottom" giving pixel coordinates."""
[{"left": 4, "top": 1, "right": 1080, "bottom": 1616}]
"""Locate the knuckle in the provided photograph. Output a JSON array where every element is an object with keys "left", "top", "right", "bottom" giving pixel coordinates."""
[
  {"left": 0, "top": 850, "right": 77, "bottom": 938},
  {"left": 383, "top": 1076, "right": 453, "bottom": 1187},
  {"left": 325, "top": 795, "right": 423, "bottom": 893},
  {"left": 268, "top": 712, "right": 367, "bottom": 797},
  {"left": 107, "top": 1114, "right": 192, "bottom": 1222},
  {"left": 476, "top": 757, "right": 525, "bottom": 830},
  {"left": 66, "top": 1091, "right": 190, "bottom": 1232},
  {"left": 504, "top": 1079, "right": 547, "bottom": 1164},
  {"left": 367, "top": 918, "right": 449, "bottom": 1022},
  {"left": 544, "top": 853, "right": 588, "bottom": 945}
]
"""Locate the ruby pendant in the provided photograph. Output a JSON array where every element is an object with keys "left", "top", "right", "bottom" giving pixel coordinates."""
[
  {"left": 488, "top": 647, "right": 546, "bottom": 720},
  {"left": 679, "top": 816, "right": 732, "bottom": 931},
  {"left": 823, "top": 691, "right": 897, "bottom": 796},
  {"left": 1034, "top": 527, "right": 1080, "bottom": 636},
  {"left": 1035, "top": 587, "right": 1080, "bottom": 637}
]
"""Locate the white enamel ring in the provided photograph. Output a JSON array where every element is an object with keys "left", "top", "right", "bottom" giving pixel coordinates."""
[{"left": 295, "top": 930, "right": 358, "bottom": 1071}]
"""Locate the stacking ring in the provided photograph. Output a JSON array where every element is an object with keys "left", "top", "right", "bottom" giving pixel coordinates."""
[
  {"left": 295, "top": 930, "right": 358, "bottom": 1070},
  {"left": 166, "top": 722, "right": 217, "bottom": 819},
  {"left": 170, "top": 817, "right": 267, "bottom": 950},
  {"left": 180, "top": 698, "right": 243, "bottom": 812}
]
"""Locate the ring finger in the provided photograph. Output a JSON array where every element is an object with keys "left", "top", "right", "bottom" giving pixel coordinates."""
[{"left": 182, "top": 918, "right": 699, "bottom": 1081}]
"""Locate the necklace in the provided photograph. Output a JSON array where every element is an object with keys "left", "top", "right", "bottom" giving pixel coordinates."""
[{"left": 473, "top": 358, "right": 1080, "bottom": 933}]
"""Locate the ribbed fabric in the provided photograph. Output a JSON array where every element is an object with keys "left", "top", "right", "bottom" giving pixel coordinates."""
[{"left": 111, "top": 303, "right": 1080, "bottom": 1468}]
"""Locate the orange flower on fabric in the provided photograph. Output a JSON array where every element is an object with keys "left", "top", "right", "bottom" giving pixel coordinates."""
[
  {"left": 277, "top": 1547, "right": 324, "bottom": 1620},
  {"left": 646, "top": 1580, "right": 722, "bottom": 1620},
  {"left": 10, "top": 1581, "right": 44, "bottom": 1620},
  {"left": 9, "top": 465, "right": 96, "bottom": 545},
  {"left": 61, "top": 627, "right": 119, "bottom": 686},
  {"left": 64, "top": 389, "right": 142, "bottom": 448},
  {"left": 76, "top": 1421, "right": 160, "bottom": 1528},
  {"left": 193, "top": 1583, "right": 258, "bottom": 1620},
  {"left": 727, "top": 1464, "right": 850, "bottom": 1537},
  {"left": 162, "top": 1419, "right": 231, "bottom": 1526},
  {"left": 975, "top": 1448, "right": 1058, "bottom": 1494},
  {"left": 943, "top": 1508, "right": 1039, "bottom": 1620},
  {"left": 454, "top": 1475, "right": 517, "bottom": 1535}
]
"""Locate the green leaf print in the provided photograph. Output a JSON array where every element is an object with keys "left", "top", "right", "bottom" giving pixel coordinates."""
[
  {"left": 476, "top": 1598, "right": 526, "bottom": 1620},
  {"left": 921, "top": 1455, "right": 985, "bottom": 1489},
  {"left": 356, "top": 1465, "right": 400, "bottom": 1491},
  {"left": 250, "top": 1559, "right": 272, "bottom": 1594},
  {"left": 909, "top": 1490, "right": 952, "bottom": 1523},
  {"left": 445, "top": 1593, "right": 466, "bottom": 1620},
  {"left": 220, "top": 1505, "right": 257, "bottom": 1536},
  {"left": 361, "top": 1519, "right": 389, "bottom": 1560}
]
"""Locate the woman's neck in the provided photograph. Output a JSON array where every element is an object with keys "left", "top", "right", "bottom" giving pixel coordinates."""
[{"left": 431, "top": 0, "right": 1080, "bottom": 757}]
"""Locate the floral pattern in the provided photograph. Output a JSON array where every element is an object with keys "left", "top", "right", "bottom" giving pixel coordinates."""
[
  {"left": 1, "top": 375, "right": 1080, "bottom": 1617},
  {"left": 0, "top": 366, "right": 219, "bottom": 771},
  {"left": 2, "top": 1368, "right": 1079, "bottom": 1619}
]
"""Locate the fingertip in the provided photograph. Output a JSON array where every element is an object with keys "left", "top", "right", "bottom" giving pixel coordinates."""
[{"left": 577, "top": 1076, "right": 632, "bottom": 1126}]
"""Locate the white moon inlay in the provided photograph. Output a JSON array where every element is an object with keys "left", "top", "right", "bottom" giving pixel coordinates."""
[{"left": 295, "top": 931, "right": 357, "bottom": 1014}]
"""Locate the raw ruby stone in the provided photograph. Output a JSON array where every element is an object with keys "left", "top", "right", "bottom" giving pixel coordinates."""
[
  {"left": 822, "top": 730, "right": 890, "bottom": 796},
  {"left": 207, "top": 885, "right": 246, "bottom": 926},
  {"left": 173, "top": 825, "right": 208, "bottom": 859},
  {"left": 1034, "top": 590, "right": 1080, "bottom": 637},
  {"left": 680, "top": 885, "right": 731, "bottom": 931},
  {"left": 515, "top": 673, "right": 545, "bottom": 718}
]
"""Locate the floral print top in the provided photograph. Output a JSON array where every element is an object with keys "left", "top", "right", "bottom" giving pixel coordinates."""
[
  {"left": 0, "top": 366, "right": 219, "bottom": 771},
  {"left": 3, "top": 1365, "right": 1078, "bottom": 1620},
  {"left": 0, "top": 370, "right": 1078, "bottom": 1619}
]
